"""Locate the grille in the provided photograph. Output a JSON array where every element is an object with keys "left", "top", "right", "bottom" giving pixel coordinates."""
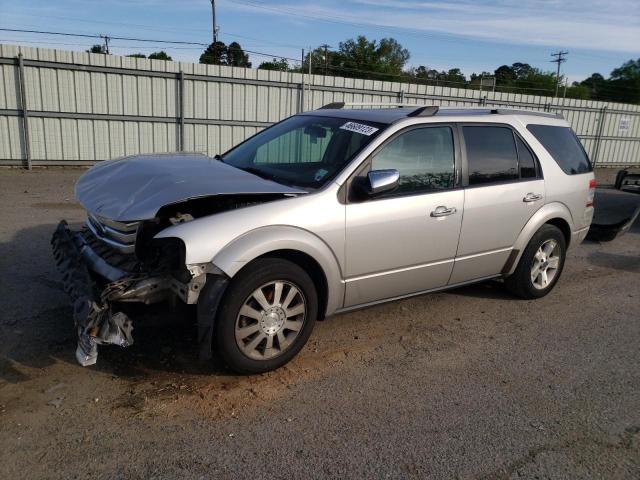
[{"left": 86, "top": 214, "right": 140, "bottom": 254}]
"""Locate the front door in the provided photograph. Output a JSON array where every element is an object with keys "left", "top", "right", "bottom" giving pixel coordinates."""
[
  {"left": 450, "top": 124, "right": 545, "bottom": 284},
  {"left": 344, "top": 125, "right": 464, "bottom": 307}
]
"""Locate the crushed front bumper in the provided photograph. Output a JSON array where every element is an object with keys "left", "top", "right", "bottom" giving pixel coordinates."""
[{"left": 51, "top": 221, "right": 168, "bottom": 366}]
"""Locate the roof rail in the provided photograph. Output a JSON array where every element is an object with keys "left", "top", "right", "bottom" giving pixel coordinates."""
[
  {"left": 490, "top": 108, "right": 563, "bottom": 119},
  {"left": 407, "top": 105, "right": 439, "bottom": 117},
  {"left": 319, "top": 101, "right": 427, "bottom": 110},
  {"left": 318, "top": 102, "right": 439, "bottom": 117}
]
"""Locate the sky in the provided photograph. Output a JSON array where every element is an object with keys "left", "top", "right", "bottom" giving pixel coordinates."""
[{"left": 0, "top": 0, "right": 639, "bottom": 83}]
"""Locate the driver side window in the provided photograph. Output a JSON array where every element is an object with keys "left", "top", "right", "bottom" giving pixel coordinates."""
[{"left": 371, "top": 126, "right": 456, "bottom": 197}]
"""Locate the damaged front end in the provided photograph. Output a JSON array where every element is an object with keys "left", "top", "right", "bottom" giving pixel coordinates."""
[{"left": 51, "top": 219, "right": 209, "bottom": 366}]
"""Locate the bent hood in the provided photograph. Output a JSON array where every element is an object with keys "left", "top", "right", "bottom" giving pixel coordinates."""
[{"left": 75, "top": 153, "right": 306, "bottom": 221}]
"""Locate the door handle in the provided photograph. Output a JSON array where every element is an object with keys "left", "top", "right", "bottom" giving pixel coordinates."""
[
  {"left": 430, "top": 206, "right": 457, "bottom": 217},
  {"left": 523, "top": 193, "right": 542, "bottom": 203}
]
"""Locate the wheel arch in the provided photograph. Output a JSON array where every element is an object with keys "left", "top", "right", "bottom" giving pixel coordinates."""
[
  {"left": 505, "top": 203, "right": 573, "bottom": 276},
  {"left": 211, "top": 225, "right": 344, "bottom": 317}
]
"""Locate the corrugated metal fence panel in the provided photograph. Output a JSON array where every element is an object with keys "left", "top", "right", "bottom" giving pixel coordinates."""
[{"left": 1, "top": 43, "right": 639, "bottom": 167}]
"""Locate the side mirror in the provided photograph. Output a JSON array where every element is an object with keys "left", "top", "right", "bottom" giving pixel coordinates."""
[{"left": 356, "top": 169, "right": 400, "bottom": 197}]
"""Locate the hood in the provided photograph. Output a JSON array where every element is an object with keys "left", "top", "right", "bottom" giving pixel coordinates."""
[{"left": 75, "top": 153, "right": 306, "bottom": 221}]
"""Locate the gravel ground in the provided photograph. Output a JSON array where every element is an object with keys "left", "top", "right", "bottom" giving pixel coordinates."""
[{"left": 0, "top": 168, "right": 639, "bottom": 480}]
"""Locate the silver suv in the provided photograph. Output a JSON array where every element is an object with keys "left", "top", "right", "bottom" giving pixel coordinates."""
[{"left": 52, "top": 104, "right": 596, "bottom": 373}]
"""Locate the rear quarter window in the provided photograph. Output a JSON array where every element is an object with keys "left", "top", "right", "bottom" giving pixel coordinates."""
[{"left": 527, "top": 125, "right": 592, "bottom": 175}]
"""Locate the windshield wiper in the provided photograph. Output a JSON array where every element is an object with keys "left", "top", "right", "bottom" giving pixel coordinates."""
[{"left": 214, "top": 154, "right": 224, "bottom": 162}]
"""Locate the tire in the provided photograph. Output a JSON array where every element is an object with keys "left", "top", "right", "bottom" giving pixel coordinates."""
[
  {"left": 504, "top": 224, "right": 566, "bottom": 299},
  {"left": 213, "top": 258, "right": 318, "bottom": 374},
  {"left": 614, "top": 169, "right": 628, "bottom": 190}
]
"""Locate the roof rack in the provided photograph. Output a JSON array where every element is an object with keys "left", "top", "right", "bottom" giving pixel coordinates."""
[
  {"left": 490, "top": 108, "right": 563, "bottom": 119},
  {"left": 318, "top": 102, "right": 439, "bottom": 117},
  {"left": 317, "top": 103, "right": 562, "bottom": 120}
]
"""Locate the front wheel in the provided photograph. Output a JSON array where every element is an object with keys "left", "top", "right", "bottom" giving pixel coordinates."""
[
  {"left": 213, "top": 258, "right": 318, "bottom": 374},
  {"left": 504, "top": 224, "right": 566, "bottom": 299}
]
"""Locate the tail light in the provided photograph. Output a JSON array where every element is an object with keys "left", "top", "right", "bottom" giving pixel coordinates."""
[{"left": 586, "top": 179, "right": 596, "bottom": 207}]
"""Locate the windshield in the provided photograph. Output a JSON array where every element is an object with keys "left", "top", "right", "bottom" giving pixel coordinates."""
[{"left": 221, "top": 115, "right": 385, "bottom": 189}]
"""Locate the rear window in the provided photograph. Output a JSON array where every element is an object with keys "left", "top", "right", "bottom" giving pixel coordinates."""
[{"left": 527, "top": 125, "right": 592, "bottom": 175}]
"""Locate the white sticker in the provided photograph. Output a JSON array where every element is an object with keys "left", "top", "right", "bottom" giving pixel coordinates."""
[
  {"left": 340, "top": 121, "right": 379, "bottom": 136},
  {"left": 619, "top": 116, "right": 632, "bottom": 134}
]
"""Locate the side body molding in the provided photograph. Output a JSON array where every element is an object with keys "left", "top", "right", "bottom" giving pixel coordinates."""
[
  {"left": 212, "top": 226, "right": 345, "bottom": 316},
  {"left": 505, "top": 202, "right": 574, "bottom": 276}
]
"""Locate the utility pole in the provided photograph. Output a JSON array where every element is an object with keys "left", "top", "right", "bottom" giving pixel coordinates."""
[
  {"left": 100, "top": 35, "right": 110, "bottom": 54},
  {"left": 319, "top": 44, "right": 331, "bottom": 76},
  {"left": 211, "top": 0, "right": 218, "bottom": 44},
  {"left": 551, "top": 51, "right": 568, "bottom": 97}
]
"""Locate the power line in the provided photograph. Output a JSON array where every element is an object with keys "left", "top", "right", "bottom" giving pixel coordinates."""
[
  {"left": 0, "top": 28, "right": 207, "bottom": 46},
  {"left": 3, "top": 27, "right": 636, "bottom": 98}
]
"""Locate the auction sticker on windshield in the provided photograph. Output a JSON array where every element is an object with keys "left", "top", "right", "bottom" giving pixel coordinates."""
[{"left": 340, "top": 122, "right": 379, "bottom": 136}]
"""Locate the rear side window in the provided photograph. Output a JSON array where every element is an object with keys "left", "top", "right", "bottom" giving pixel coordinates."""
[
  {"left": 463, "top": 126, "right": 518, "bottom": 185},
  {"left": 516, "top": 136, "right": 537, "bottom": 179},
  {"left": 527, "top": 125, "right": 592, "bottom": 174}
]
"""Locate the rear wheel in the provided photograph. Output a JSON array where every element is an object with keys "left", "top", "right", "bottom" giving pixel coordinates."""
[
  {"left": 214, "top": 258, "right": 317, "bottom": 374},
  {"left": 505, "top": 224, "right": 566, "bottom": 299}
]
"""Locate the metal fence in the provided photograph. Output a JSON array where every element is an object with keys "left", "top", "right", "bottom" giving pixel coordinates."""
[{"left": 1, "top": 43, "right": 639, "bottom": 168}]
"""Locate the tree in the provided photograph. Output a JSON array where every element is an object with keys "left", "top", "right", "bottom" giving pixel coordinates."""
[
  {"left": 565, "top": 84, "right": 591, "bottom": 100},
  {"left": 200, "top": 41, "right": 250, "bottom": 67},
  {"left": 258, "top": 58, "right": 289, "bottom": 71},
  {"left": 305, "top": 36, "right": 409, "bottom": 80},
  {"left": 226, "top": 42, "right": 251, "bottom": 67},
  {"left": 441, "top": 68, "right": 466, "bottom": 84},
  {"left": 494, "top": 65, "right": 516, "bottom": 84},
  {"left": 608, "top": 58, "right": 640, "bottom": 103},
  {"left": 87, "top": 44, "right": 107, "bottom": 54},
  {"left": 148, "top": 51, "right": 172, "bottom": 61},
  {"left": 127, "top": 53, "right": 147, "bottom": 58},
  {"left": 200, "top": 41, "right": 228, "bottom": 65}
]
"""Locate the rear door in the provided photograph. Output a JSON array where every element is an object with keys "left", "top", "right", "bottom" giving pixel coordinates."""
[
  {"left": 344, "top": 124, "right": 464, "bottom": 307},
  {"left": 449, "top": 124, "right": 544, "bottom": 284}
]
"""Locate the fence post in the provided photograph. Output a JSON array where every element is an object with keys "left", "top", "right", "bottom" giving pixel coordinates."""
[
  {"left": 179, "top": 70, "right": 185, "bottom": 152},
  {"left": 16, "top": 54, "right": 32, "bottom": 170},
  {"left": 300, "top": 48, "right": 305, "bottom": 113},
  {"left": 592, "top": 106, "right": 608, "bottom": 168}
]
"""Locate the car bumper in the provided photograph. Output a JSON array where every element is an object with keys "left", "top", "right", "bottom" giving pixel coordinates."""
[{"left": 51, "top": 220, "right": 169, "bottom": 366}]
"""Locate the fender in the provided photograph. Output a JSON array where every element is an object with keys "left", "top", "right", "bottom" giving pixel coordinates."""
[
  {"left": 212, "top": 225, "right": 345, "bottom": 316},
  {"left": 505, "top": 202, "right": 573, "bottom": 276}
]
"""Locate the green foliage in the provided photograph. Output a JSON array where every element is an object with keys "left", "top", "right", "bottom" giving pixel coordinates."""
[
  {"left": 203, "top": 34, "right": 639, "bottom": 104},
  {"left": 607, "top": 59, "right": 640, "bottom": 104},
  {"left": 148, "top": 51, "right": 172, "bottom": 61},
  {"left": 200, "top": 41, "right": 251, "bottom": 67},
  {"left": 258, "top": 58, "right": 290, "bottom": 71},
  {"left": 303, "top": 36, "right": 409, "bottom": 80},
  {"left": 126, "top": 51, "right": 172, "bottom": 61},
  {"left": 87, "top": 44, "right": 107, "bottom": 54},
  {"left": 226, "top": 42, "right": 251, "bottom": 67}
]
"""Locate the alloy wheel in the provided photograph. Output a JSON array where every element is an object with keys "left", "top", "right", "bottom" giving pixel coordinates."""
[
  {"left": 530, "top": 239, "right": 561, "bottom": 290},
  {"left": 234, "top": 281, "right": 306, "bottom": 360}
]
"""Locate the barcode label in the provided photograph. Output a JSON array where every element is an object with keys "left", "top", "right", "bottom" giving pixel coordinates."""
[{"left": 339, "top": 122, "right": 379, "bottom": 136}]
